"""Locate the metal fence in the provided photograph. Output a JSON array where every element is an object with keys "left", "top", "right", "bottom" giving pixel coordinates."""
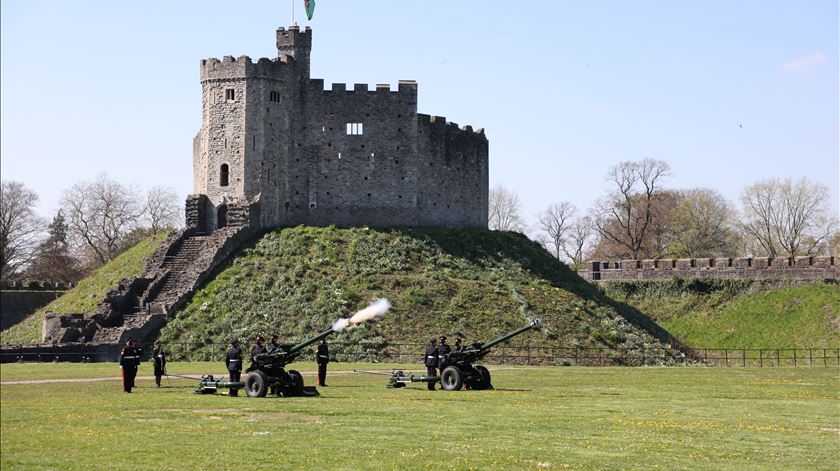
[{"left": 2, "top": 342, "right": 838, "bottom": 367}]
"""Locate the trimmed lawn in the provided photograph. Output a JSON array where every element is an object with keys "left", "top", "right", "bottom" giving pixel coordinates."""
[{"left": 1, "top": 363, "right": 838, "bottom": 470}]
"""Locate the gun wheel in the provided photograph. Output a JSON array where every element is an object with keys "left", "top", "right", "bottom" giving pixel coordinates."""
[
  {"left": 245, "top": 370, "right": 268, "bottom": 398},
  {"left": 440, "top": 366, "right": 463, "bottom": 391},
  {"left": 474, "top": 365, "right": 492, "bottom": 390},
  {"left": 287, "top": 369, "right": 305, "bottom": 396}
]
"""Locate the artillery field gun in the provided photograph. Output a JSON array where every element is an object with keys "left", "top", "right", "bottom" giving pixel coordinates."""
[
  {"left": 246, "top": 328, "right": 332, "bottom": 397},
  {"left": 195, "top": 298, "right": 391, "bottom": 397},
  {"left": 386, "top": 318, "right": 543, "bottom": 391}
]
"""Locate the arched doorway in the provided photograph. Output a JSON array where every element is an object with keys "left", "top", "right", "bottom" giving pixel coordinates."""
[{"left": 217, "top": 205, "right": 228, "bottom": 229}]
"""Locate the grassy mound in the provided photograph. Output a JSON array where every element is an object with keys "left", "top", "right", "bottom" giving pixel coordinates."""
[
  {"left": 159, "top": 227, "right": 684, "bottom": 364},
  {"left": 0, "top": 232, "right": 170, "bottom": 345},
  {"left": 602, "top": 279, "right": 840, "bottom": 348}
]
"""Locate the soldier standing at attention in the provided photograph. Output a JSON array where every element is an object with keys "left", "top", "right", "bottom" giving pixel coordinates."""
[
  {"left": 152, "top": 340, "right": 166, "bottom": 388},
  {"left": 316, "top": 338, "right": 329, "bottom": 386},
  {"left": 267, "top": 334, "right": 280, "bottom": 353},
  {"left": 424, "top": 338, "right": 438, "bottom": 391},
  {"left": 437, "top": 335, "right": 451, "bottom": 370},
  {"left": 226, "top": 339, "right": 243, "bottom": 397},
  {"left": 251, "top": 335, "right": 267, "bottom": 361},
  {"left": 119, "top": 338, "right": 141, "bottom": 393}
]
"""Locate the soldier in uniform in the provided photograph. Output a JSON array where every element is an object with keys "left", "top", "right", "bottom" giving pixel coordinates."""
[
  {"left": 119, "top": 337, "right": 141, "bottom": 393},
  {"left": 226, "top": 339, "right": 243, "bottom": 397},
  {"left": 152, "top": 339, "right": 166, "bottom": 388},
  {"left": 251, "top": 335, "right": 267, "bottom": 361},
  {"left": 424, "top": 338, "right": 438, "bottom": 391},
  {"left": 267, "top": 334, "right": 280, "bottom": 353},
  {"left": 316, "top": 338, "right": 329, "bottom": 386},
  {"left": 453, "top": 338, "right": 464, "bottom": 352},
  {"left": 437, "top": 335, "right": 452, "bottom": 370}
]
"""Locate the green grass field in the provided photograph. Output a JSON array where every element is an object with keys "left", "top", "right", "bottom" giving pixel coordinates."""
[
  {"left": 603, "top": 279, "right": 840, "bottom": 348},
  {"left": 2, "top": 363, "right": 837, "bottom": 470}
]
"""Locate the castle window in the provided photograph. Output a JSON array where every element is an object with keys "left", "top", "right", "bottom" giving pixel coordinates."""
[
  {"left": 346, "top": 123, "right": 364, "bottom": 135},
  {"left": 269, "top": 91, "right": 280, "bottom": 102},
  {"left": 225, "top": 88, "right": 235, "bottom": 101},
  {"left": 219, "top": 164, "right": 229, "bottom": 187}
]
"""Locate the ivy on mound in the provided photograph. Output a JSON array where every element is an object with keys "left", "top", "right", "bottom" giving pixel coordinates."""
[{"left": 159, "top": 227, "right": 685, "bottom": 364}]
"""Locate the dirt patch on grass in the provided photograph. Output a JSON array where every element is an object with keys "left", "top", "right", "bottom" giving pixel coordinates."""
[
  {"left": 191, "top": 408, "right": 238, "bottom": 415},
  {"left": 243, "top": 412, "right": 324, "bottom": 423}
]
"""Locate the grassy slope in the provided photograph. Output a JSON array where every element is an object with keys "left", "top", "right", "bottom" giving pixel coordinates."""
[
  {"left": 159, "top": 227, "right": 683, "bottom": 364},
  {"left": 602, "top": 279, "right": 840, "bottom": 349},
  {"left": 0, "top": 233, "right": 169, "bottom": 344},
  {"left": 1, "top": 363, "right": 838, "bottom": 470}
]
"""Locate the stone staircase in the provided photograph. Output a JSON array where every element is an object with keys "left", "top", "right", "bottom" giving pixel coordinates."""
[
  {"left": 149, "top": 234, "right": 211, "bottom": 306},
  {"left": 90, "top": 310, "right": 149, "bottom": 344},
  {"left": 46, "top": 224, "right": 256, "bottom": 347}
]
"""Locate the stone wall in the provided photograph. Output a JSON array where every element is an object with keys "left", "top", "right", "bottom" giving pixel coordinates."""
[
  {"left": 578, "top": 256, "right": 838, "bottom": 281},
  {"left": 1, "top": 290, "right": 65, "bottom": 330},
  {"left": 193, "top": 26, "right": 488, "bottom": 232}
]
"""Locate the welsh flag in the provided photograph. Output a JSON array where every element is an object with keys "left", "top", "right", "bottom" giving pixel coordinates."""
[{"left": 304, "top": 0, "right": 316, "bottom": 20}]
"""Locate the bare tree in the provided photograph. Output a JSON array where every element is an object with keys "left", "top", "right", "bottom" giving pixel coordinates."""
[
  {"left": 668, "top": 188, "right": 738, "bottom": 258},
  {"left": 145, "top": 186, "right": 181, "bottom": 233},
  {"left": 592, "top": 159, "right": 671, "bottom": 259},
  {"left": 740, "top": 177, "right": 836, "bottom": 257},
  {"left": 538, "top": 202, "right": 576, "bottom": 259},
  {"left": 488, "top": 185, "right": 525, "bottom": 232},
  {"left": 739, "top": 180, "right": 779, "bottom": 256},
  {"left": 773, "top": 178, "right": 835, "bottom": 257},
  {"left": 61, "top": 174, "right": 144, "bottom": 267},
  {"left": 562, "top": 215, "right": 595, "bottom": 267},
  {"left": 1, "top": 181, "right": 44, "bottom": 279}
]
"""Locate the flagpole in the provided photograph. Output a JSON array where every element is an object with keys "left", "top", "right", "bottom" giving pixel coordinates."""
[{"left": 291, "top": 0, "right": 295, "bottom": 25}]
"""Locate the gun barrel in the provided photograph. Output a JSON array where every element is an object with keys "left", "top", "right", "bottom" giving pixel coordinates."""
[
  {"left": 289, "top": 328, "right": 334, "bottom": 354},
  {"left": 478, "top": 318, "right": 542, "bottom": 351}
]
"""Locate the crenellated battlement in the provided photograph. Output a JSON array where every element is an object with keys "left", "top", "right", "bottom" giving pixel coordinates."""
[
  {"left": 578, "top": 256, "right": 838, "bottom": 281},
  {"left": 418, "top": 113, "right": 487, "bottom": 137},
  {"left": 200, "top": 55, "right": 294, "bottom": 81},
  {"left": 305, "top": 79, "right": 418, "bottom": 98},
  {"left": 276, "top": 26, "right": 312, "bottom": 56}
]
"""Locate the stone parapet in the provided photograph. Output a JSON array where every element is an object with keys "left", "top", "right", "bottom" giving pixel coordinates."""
[{"left": 579, "top": 256, "right": 838, "bottom": 281}]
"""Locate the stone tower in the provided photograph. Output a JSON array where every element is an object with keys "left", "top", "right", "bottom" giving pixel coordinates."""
[{"left": 190, "top": 26, "right": 488, "bottom": 233}]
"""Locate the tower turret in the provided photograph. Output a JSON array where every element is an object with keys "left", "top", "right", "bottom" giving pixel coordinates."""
[{"left": 276, "top": 26, "right": 312, "bottom": 79}]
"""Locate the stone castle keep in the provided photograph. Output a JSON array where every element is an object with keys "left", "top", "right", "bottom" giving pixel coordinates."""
[
  {"left": 31, "top": 26, "right": 489, "bottom": 353},
  {"left": 190, "top": 26, "right": 489, "bottom": 232}
]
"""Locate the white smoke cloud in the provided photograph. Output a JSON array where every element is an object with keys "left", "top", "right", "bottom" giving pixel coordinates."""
[{"left": 332, "top": 298, "right": 391, "bottom": 332}]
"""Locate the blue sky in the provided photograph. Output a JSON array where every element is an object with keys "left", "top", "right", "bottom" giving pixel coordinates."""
[{"left": 2, "top": 1, "right": 837, "bottom": 226}]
